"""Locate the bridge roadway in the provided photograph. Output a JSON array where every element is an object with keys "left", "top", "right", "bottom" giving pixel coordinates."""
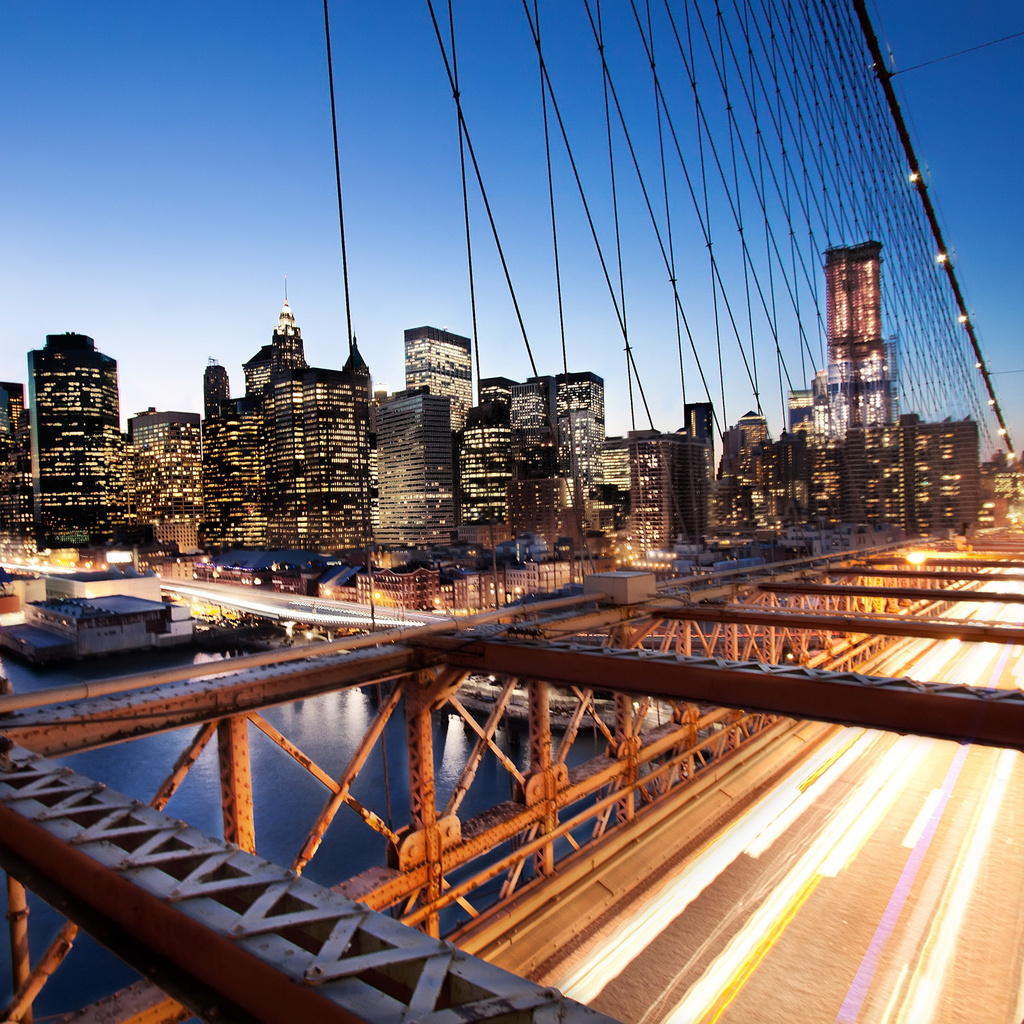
[{"left": 464, "top": 574, "right": 1024, "bottom": 1022}]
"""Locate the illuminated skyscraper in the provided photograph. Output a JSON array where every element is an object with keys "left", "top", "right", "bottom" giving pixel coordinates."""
[
  {"left": 555, "top": 371, "right": 605, "bottom": 496},
  {"left": 377, "top": 389, "right": 454, "bottom": 545},
  {"left": 201, "top": 397, "right": 267, "bottom": 549},
  {"left": 0, "top": 383, "right": 32, "bottom": 548},
  {"left": 824, "top": 241, "right": 895, "bottom": 436},
  {"left": 28, "top": 333, "right": 121, "bottom": 546},
  {"left": 127, "top": 409, "right": 203, "bottom": 549},
  {"left": 404, "top": 326, "right": 472, "bottom": 430},
  {"left": 629, "top": 429, "right": 710, "bottom": 550},
  {"left": 265, "top": 346, "right": 373, "bottom": 551},
  {"left": 459, "top": 403, "right": 512, "bottom": 526}
]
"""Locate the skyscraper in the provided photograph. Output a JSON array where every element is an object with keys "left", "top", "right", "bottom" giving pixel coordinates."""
[
  {"left": 0, "top": 383, "right": 32, "bottom": 549},
  {"left": 28, "top": 333, "right": 121, "bottom": 547},
  {"left": 377, "top": 389, "right": 454, "bottom": 546},
  {"left": 459, "top": 402, "right": 512, "bottom": 526},
  {"left": 824, "top": 241, "right": 895, "bottom": 436},
  {"left": 127, "top": 409, "right": 203, "bottom": 549},
  {"left": 629, "top": 429, "right": 710, "bottom": 550},
  {"left": 404, "top": 326, "right": 472, "bottom": 430},
  {"left": 555, "top": 371, "right": 605, "bottom": 496},
  {"left": 787, "top": 389, "right": 814, "bottom": 435},
  {"left": 201, "top": 396, "right": 267, "bottom": 549},
  {"left": 203, "top": 360, "right": 230, "bottom": 420},
  {"left": 265, "top": 347, "right": 373, "bottom": 551}
]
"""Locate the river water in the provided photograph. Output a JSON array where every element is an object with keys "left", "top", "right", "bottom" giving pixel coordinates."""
[{"left": 0, "top": 645, "right": 603, "bottom": 1017}]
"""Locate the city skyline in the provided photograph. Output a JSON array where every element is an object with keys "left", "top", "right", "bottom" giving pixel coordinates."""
[{"left": 3, "top": 2, "right": 1022, "bottom": 449}]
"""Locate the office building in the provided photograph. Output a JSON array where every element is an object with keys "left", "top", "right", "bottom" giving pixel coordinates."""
[
  {"left": 596, "top": 435, "right": 631, "bottom": 531},
  {"left": 899, "top": 415, "right": 979, "bottom": 535},
  {"left": 716, "top": 411, "right": 770, "bottom": 527},
  {"left": 556, "top": 371, "right": 605, "bottom": 496},
  {"left": 203, "top": 360, "right": 230, "bottom": 420},
  {"left": 787, "top": 389, "right": 814, "bottom": 436},
  {"left": 265, "top": 349, "right": 373, "bottom": 552},
  {"left": 478, "top": 376, "right": 517, "bottom": 415},
  {"left": 404, "top": 326, "right": 472, "bottom": 430},
  {"left": 459, "top": 403, "right": 513, "bottom": 526},
  {"left": 507, "top": 477, "right": 577, "bottom": 547},
  {"left": 685, "top": 402, "right": 715, "bottom": 446},
  {"left": 377, "top": 388, "right": 455, "bottom": 546},
  {"left": 0, "top": 383, "right": 32, "bottom": 547},
  {"left": 201, "top": 397, "right": 267, "bottom": 549},
  {"left": 126, "top": 409, "right": 203, "bottom": 550},
  {"left": 29, "top": 333, "right": 121, "bottom": 547},
  {"left": 629, "top": 429, "right": 711, "bottom": 550},
  {"left": 824, "top": 241, "right": 895, "bottom": 436}
]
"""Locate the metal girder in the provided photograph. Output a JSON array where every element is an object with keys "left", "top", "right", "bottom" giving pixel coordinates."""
[
  {"left": 0, "top": 748, "right": 619, "bottom": 1024},
  {"left": 411, "top": 635, "right": 1024, "bottom": 750},
  {"left": 869, "top": 556, "right": 1024, "bottom": 570},
  {"left": 59, "top": 981, "right": 191, "bottom": 1024},
  {"left": 827, "top": 567, "right": 1024, "bottom": 583},
  {"left": 649, "top": 604, "right": 1024, "bottom": 644},
  {"left": 758, "top": 581, "right": 1024, "bottom": 604},
  {"left": 216, "top": 716, "right": 255, "bottom": 854},
  {"left": 0, "top": 646, "right": 434, "bottom": 756}
]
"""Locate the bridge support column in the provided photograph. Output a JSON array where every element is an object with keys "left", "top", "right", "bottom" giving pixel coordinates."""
[
  {"left": 613, "top": 693, "right": 639, "bottom": 822},
  {"left": 526, "top": 680, "right": 557, "bottom": 878},
  {"left": 217, "top": 715, "right": 255, "bottom": 854},
  {"left": 406, "top": 687, "right": 441, "bottom": 936},
  {"left": 6, "top": 875, "right": 30, "bottom": 1022}
]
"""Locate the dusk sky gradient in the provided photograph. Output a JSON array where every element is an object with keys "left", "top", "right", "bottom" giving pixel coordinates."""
[{"left": 3, "top": 2, "right": 1022, "bottom": 454}]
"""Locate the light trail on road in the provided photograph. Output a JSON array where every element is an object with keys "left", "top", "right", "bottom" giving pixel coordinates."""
[{"left": 549, "top": 567, "right": 1024, "bottom": 1022}]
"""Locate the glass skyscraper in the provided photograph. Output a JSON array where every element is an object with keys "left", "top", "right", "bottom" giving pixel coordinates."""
[
  {"left": 404, "top": 326, "right": 472, "bottom": 431},
  {"left": 28, "top": 333, "right": 120, "bottom": 547}
]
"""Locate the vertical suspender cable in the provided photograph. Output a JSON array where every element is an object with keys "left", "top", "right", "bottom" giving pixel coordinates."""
[
  {"left": 447, "top": 1, "right": 482, "bottom": 402},
  {"left": 322, "top": 0, "right": 354, "bottom": 358}
]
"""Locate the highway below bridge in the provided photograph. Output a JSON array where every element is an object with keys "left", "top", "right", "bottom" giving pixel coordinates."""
[{"left": 1, "top": 540, "right": 1024, "bottom": 1022}]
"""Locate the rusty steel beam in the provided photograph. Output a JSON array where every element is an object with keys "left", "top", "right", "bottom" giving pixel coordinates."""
[
  {"left": 867, "top": 556, "right": 1024, "bottom": 570},
  {"left": 1, "top": 646, "right": 433, "bottom": 757},
  {"left": 63, "top": 981, "right": 190, "bottom": 1024},
  {"left": 0, "top": 749, "right": 620, "bottom": 1024},
  {"left": 758, "top": 581, "right": 1024, "bottom": 604},
  {"left": 650, "top": 604, "right": 1024, "bottom": 644},
  {"left": 827, "top": 567, "right": 1024, "bottom": 584},
  {"left": 411, "top": 636, "right": 1024, "bottom": 750},
  {"left": 5, "top": 875, "right": 30, "bottom": 1018},
  {"left": 216, "top": 716, "right": 255, "bottom": 855}
]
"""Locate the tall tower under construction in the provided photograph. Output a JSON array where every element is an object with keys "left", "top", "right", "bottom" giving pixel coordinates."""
[{"left": 823, "top": 240, "right": 895, "bottom": 436}]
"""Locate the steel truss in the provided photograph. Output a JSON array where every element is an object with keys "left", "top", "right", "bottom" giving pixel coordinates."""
[
  {"left": 3, "top": 549, "right": 1022, "bottom": 1019},
  {"left": 0, "top": 746, "right": 617, "bottom": 1024}
]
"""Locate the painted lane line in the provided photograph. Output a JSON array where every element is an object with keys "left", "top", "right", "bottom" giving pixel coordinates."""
[
  {"left": 662, "top": 736, "right": 934, "bottom": 1023},
  {"left": 834, "top": 741, "right": 971, "bottom": 1024},
  {"left": 895, "top": 748, "right": 1017, "bottom": 1023},
  {"left": 901, "top": 789, "right": 942, "bottom": 850},
  {"left": 556, "top": 729, "right": 875, "bottom": 1004}
]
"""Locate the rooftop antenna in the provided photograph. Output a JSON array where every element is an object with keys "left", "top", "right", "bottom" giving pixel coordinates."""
[{"left": 284, "top": 275, "right": 288, "bottom": 304}]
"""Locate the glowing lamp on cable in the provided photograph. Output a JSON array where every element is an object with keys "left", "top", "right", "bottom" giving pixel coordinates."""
[
  {"left": 936, "top": 252, "right": 948, "bottom": 263},
  {"left": 908, "top": 171, "right": 919, "bottom": 182},
  {"left": 958, "top": 315, "right": 968, "bottom": 324}
]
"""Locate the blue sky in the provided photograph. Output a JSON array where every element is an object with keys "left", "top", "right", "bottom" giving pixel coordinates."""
[{"left": 3, "top": 1, "right": 1021, "bottom": 455}]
